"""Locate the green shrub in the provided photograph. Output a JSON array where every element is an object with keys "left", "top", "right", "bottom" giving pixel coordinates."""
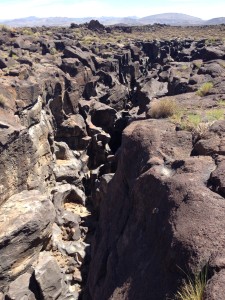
[
  {"left": 196, "top": 82, "right": 213, "bottom": 97},
  {"left": 179, "top": 114, "right": 207, "bottom": 136},
  {"left": 149, "top": 98, "right": 178, "bottom": 118},
  {"left": 186, "top": 114, "right": 202, "bottom": 128},
  {"left": 206, "top": 109, "right": 224, "bottom": 121},
  {"left": 218, "top": 99, "right": 225, "bottom": 106},
  {"left": 171, "top": 111, "right": 217, "bottom": 138}
]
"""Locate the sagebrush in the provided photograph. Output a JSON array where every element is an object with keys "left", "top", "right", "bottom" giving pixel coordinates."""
[{"left": 149, "top": 98, "right": 178, "bottom": 118}]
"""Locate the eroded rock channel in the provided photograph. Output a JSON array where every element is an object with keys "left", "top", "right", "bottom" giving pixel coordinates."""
[{"left": 0, "top": 24, "right": 225, "bottom": 299}]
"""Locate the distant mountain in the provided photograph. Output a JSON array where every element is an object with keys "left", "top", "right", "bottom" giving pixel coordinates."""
[
  {"left": 0, "top": 16, "right": 138, "bottom": 27},
  {"left": 139, "top": 13, "right": 203, "bottom": 25},
  {"left": 2, "top": 16, "right": 77, "bottom": 27},
  {"left": 1, "top": 13, "right": 225, "bottom": 27},
  {"left": 205, "top": 17, "right": 225, "bottom": 25},
  {"left": 118, "top": 17, "right": 141, "bottom": 26}
]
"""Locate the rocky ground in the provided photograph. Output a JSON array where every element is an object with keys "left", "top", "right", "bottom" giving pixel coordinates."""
[{"left": 0, "top": 22, "right": 225, "bottom": 299}]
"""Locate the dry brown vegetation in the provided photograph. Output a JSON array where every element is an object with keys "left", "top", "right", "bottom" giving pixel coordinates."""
[
  {"left": 175, "top": 267, "right": 208, "bottom": 300},
  {"left": 149, "top": 98, "right": 179, "bottom": 118},
  {"left": 196, "top": 82, "right": 214, "bottom": 97}
]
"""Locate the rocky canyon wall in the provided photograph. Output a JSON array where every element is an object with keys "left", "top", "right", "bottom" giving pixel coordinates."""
[{"left": 0, "top": 24, "right": 225, "bottom": 299}]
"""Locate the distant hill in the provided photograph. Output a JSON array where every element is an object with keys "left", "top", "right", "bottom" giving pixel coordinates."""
[
  {"left": 2, "top": 16, "right": 77, "bottom": 27},
  {"left": 1, "top": 16, "right": 141, "bottom": 27},
  {"left": 139, "top": 13, "right": 203, "bottom": 25},
  {"left": 205, "top": 17, "right": 225, "bottom": 25},
  {"left": 1, "top": 13, "right": 225, "bottom": 27}
]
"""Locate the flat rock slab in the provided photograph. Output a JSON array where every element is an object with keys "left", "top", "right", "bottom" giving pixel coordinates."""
[{"left": 0, "top": 190, "right": 56, "bottom": 290}]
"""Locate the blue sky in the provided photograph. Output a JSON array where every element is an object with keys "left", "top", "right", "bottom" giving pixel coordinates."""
[{"left": 0, "top": 0, "right": 224, "bottom": 20}]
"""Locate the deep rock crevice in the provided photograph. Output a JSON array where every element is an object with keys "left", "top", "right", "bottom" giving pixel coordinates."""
[{"left": 0, "top": 24, "right": 225, "bottom": 299}]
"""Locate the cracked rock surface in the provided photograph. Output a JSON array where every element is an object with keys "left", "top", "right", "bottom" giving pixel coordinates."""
[{"left": 0, "top": 24, "right": 225, "bottom": 299}]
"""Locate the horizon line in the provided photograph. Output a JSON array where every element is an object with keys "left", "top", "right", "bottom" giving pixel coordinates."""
[{"left": 2, "top": 13, "right": 225, "bottom": 22}]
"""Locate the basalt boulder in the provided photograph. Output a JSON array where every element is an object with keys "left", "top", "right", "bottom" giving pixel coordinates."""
[
  {"left": 0, "top": 190, "right": 55, "bottom": 292},
  {"left": 87, "top": 119, "right": 225, "bottom": 300}
]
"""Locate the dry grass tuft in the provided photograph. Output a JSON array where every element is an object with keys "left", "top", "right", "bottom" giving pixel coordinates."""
[
  {"left": 149, "top": 98, "right": 179, "bottom": 119},
  {"left": 192, "top": 122, "right": 214, "bottom": 140},
  {"left": 175, "top": 268, "right": 208, "bottom": 300},
  {"left": 196, "top": 82, "right": 213, "bottom": 97}
]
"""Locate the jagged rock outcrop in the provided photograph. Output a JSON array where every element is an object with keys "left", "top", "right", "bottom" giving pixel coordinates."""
[
  {"left": 87, "top": 120, "right": 225, "bottom": 299},
  {"left": 0, "top": 24, "right": 225, "bottom": 299},
  {"left": 87, "top": 20, "right": 105, "bottom": 32}
]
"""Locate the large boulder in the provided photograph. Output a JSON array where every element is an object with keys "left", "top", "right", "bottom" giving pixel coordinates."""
[
  {"left": 63, "top": 46, "right": 96, "bottom": 72},
  {"left": 34, "top": 252, "right": 68, "bottom": 300},
  {"left": 87, "top": 119, "right": 225, "bottom": 300},
  {"left": 0, "top": 190, "right": 56, "bottom": 291},
  {"left": 87, "top": 20, "right": 105, "bottom": 32},
  {"left": 56, "top": 114, "right": 88, "bottom": 150}
]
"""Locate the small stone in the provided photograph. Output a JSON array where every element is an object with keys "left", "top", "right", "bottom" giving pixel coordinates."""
[{"left": 73, "top": 268, "right": 82, "bottom": 283}]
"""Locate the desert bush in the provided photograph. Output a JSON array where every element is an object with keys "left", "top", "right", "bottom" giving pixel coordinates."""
[
  {"left": 149, "top": 98, "right": 178, "bottom": 118},
  {"left": 22, "top": 28, "right": 34, "bottom": 35},
  {"left": 50, "top": 47, "right": 57, "bottom": 55},
  {"left": 175, "top": 267, "right": 208, "bottom": 300},
  {"left": 176, "top": 113, "right": 213, "bottom": 135},
  {"left": 0, "top": 24, "right": 12, "bottom": 32},
  {"left": 171, "top": 106, "right": 225, "bottom": 139},
  {"left": 206, "top": 38, "right": 218, "bottom": 45},
  {"left": 185, "top": 113, "right": 202, "bottom": 128},
  {"left": 206, "top": 108, "right": 224, "bottom": 121},
  {"left": 193, "top": 60, "right": 203, "bottom": 69},
  {"left": 181, "top": 65, "right": 189, "bottom": 70},
  {"left": 192, "top": 122, "right": 214, "bottom": 140},
  {"left": 218, "top": 99, "right": 225, "bottom": 106},
  {"left": 196, "top": 82, "right": 213, "bottom": 97},
  {"left": 46, "top": 30, "right": 53, "bottom": 36}
]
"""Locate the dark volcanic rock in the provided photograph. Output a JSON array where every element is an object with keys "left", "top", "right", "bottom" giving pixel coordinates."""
[
  {"left": 0, "top": 106, "right": 55, "bottom": 204},
  {"left": 87, "top": 119, "right": 225, "bottom": 300},
  {"left": 6, "top": 273, "right": 36, "bottom": 300},
  {"left": 87, "top": 20, "right": 105, "bottom": 32},
  {"left": 57, "top": 114, "right": 88, "bottom": 150},
  {"left": 63, "top": 46, "right": 96, "bottom": 72},
  {"left": 0, "top": 190, "right": 55, "bottom": 291},
  {"left": 34, "top": 252, "right": 68, "bottom": 300},
  {"left": 192, "top": 120, "right": 225, "bottom": 156}
]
